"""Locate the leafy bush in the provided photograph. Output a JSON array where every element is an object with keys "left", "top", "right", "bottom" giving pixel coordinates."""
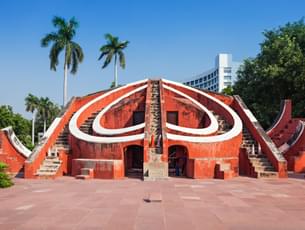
[{"left": 0, "top": 162, "right": 13, "bottom": 188}]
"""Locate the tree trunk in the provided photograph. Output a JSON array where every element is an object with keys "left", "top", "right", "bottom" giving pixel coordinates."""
[
  {"left": 63, "top": 63, "right": 68, "bottom": 106},
  {"left": 31, "top": 112, "right": 35, "bottom": 145},
  {"left": 114, "top": 55, "right": 118, "bottom": 87},
  {"left": 43, "top": 119, "right": 46, "bottom": 134}
]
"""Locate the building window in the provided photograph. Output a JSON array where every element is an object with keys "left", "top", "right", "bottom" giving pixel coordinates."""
[
  {"left": 224, "top": 75, "right": 231, "bottom": 80},
  {"left": 224, "top": 67, "right": 232, "bottom": 73},
  {"left": 199, "top": 78, "right": 203, "bottom": 83}
]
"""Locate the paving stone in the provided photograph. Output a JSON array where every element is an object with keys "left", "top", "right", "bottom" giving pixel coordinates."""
[{"left": 1, "top": 176, "right": 305, "bottom": 229}]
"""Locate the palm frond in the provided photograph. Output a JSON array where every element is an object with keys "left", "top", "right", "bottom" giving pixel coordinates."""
[
  {"left": 49, "top": 42, "right": 63, "bottom": 71},
  {"left": 98, "top": 51, "right": 108, "bottom": 60},
  {"left": 104, "top": 33, "right": 114, "bottom": 41},
  {"left": 118, "top": 50, "right": 126, "bottom": 68},
  {"left": 25, "top": 94, "right": 39, "bottom": 113},
  {"left": 41, "top": 32, "right": 59, "bottom": 47},
  {"left": 120, "top": 40, "right": 129, "bottom": 49},
  {"left": 102, "top": 52, "right": 114, "bottom": 68},
  {"left": 99, "top": 45, "right": 111, "bottom": 53},
  {"left": 71, "top": 51, "right": 79, "bottom": 74},
  {"left": 69, "top": 17, "right": 79, "bottom": 29},
  {"left": 52, "top": 16, "right": 66, "bottom": 29},
  {"left": 71, "top": 41, "right": 84, "bottom": 62}
]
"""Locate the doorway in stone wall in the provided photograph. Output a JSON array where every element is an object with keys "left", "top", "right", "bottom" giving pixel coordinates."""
[
  {"left": 124, "top": 145, "right": 144, "bottom": 178},
  {"left": 168, "top": 145, "right": 188, "bottom": 177}
]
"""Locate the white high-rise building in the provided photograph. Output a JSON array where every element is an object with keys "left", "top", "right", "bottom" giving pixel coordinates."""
[{"left": 183, "top": 54, "right": 241, "bottom": 92}]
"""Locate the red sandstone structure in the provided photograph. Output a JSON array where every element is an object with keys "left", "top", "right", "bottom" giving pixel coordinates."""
[
  {"left": 2, "top": 78, "right": 304, "bottom": 180},
  {"left": 267, "top": 100, "right": 305, "bottom": 173}
]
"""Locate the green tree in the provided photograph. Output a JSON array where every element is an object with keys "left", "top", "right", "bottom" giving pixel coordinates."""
[
  {"left": 41, "top": 16, "right": 84, "bottom": 106},
  {"left": 0, "top": 106, "right": 32, "bottom": 149},
  {"left": 35, "top": 98, "right": 61, "bottom": 136},
  {"left": 25, "top": 94, "right": 39, "bottom": 145},
  {"left": 37, "top": 97, "right": 53, "bottom": 134},
  {"left": 98, "top": 33, "right": 129, "bottom": 87},
  {"left": 0, "top": 162, "right": 13, "bottom": 188},
  {"left": 222, "top": 85, "right": 234, "bottom": 96},
  {"left": 234, "top": 19, "right": 305, "bottom": 128}
]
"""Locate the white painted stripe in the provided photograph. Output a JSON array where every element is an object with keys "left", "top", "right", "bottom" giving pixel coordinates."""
[
  {"left": 162, "top": 79, "right": 242, "bottom": 143},
  {"left": 1, "top": 127, "right": 32, "bottom": 158},
  {"left": 267, "top": 102, "right": 286, "bottom": 134},
  {"left": 69, "top": 79, "right": 148, "bottom": 143},
  {"left": 281, "top": 121, "right": 305, "bottom": 153},
  {"left": 244, "top": 109, "right": 257, "bottom": 122},
  {"left": 163, "top": 84, "right": 218, "bottom": 135},
  {"left": 43, "top": 118, "right": 61, "bottom": 138},
  {"left": 93, "top": 85, "right": 147, "bottom": 135}
]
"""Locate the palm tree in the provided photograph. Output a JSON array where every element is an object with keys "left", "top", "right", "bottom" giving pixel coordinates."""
[
  {"left": 98, "top": 33, "right": 129, "bottom": 87},
  {"left": 25, "top": 94, "right": 39, "bottom": 145},
  {"left": 38, "top": 97, "right": 53, "bottom": 134},
  {"left": 41, "top": 16, "right": 84, "bottom": 106}
]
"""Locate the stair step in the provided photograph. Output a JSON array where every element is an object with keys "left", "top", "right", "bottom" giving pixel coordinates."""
[
  {"left": 254, "top": 166, "right": 275, "bottom": 171},
  {"left": 36, "top": 171, "right": 57, "bottom": 176},
  {"left": 256, "top": 171, "right": 278, "bottom": 178}
]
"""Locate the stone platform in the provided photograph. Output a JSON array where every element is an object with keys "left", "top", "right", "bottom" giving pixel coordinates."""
[{"left": 1, "top": 175, "right": 305, "bottom": 229}]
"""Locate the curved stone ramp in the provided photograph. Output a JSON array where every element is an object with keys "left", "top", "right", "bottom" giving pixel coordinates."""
[
  {"left": 1, "top": 126, "right": 31, "bottom": 158},
  {"left": 280, "top": 121, "right": 305, "bottom": 172},
  {"left": 69, "top": 79, "right": 148, "bottom": 143},
  {"left": 163, "top": 84, "right": 219, "bottom": 135},
  {"left": 0, "top": 126, "right": 31, "bottom": 175},
  {"left": 92, "top": 85, "right": 146, "bottom": 136},
  {"left": 162, "top": 79, "right": 243, "bottom": 143},
  {"left": 267, "top": 100, "right": 292, "bottom": 136}
]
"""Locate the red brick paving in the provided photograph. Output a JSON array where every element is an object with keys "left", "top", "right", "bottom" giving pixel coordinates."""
[{"left": 1, "top": 175, "right": 305, "bottom": 229}]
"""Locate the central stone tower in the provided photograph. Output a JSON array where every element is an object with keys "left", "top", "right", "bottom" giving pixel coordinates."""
[{"left": 143, "top": 80, "right": 168, "bottom": 180}]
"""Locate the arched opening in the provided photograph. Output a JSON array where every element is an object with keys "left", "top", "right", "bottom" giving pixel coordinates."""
[
  {"left": 168, "top": 145, "right": 188, "bottom": 177},
  {"left": 124, "top": 145, "right": 144, "bottom": 178}
]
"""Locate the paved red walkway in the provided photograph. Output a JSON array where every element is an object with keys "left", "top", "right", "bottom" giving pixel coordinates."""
[{"left": 1, "top": 175, "right": 305, "bottom": 230}]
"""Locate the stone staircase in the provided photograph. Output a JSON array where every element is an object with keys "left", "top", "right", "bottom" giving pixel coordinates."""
[
  {"left": 144, "top": 80, "right": 167, "bottom": 180},
  {"left": 36, "top": 156, "right": 62, "bottom": 178},
  {"left": 79, "top": 110, "right": 101, "bottom": 134},
  {"left": 242, "top": 127, "right": 278, "bottom": 178},
  {"left": 36, "top": 112, "right": 76, "bottom": 178},
  {"left": 55, "top": 125, "right": 70, "bottom": 151}
]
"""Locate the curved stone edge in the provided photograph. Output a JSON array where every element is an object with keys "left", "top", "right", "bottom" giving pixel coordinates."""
[
  {"left": 69, "top": 79, "right": 148, "bottom": 143},
  {"left": 92, "top": 85, "right": 147, "bottom": 135},
  {"left": 1, "top": 126, "right": 32, "bottom": 158},
  {"left": 163, "top": 84, "right": 218, "bottom": 135},
  {"left": 279, "top": 120, "right": 305, "bottom": 153},
  {"left": 267, "top": 100, "right": 291, "bottom": 135},
  {"left": 162, "top": 79, "right": 242, "bottom": 143}
]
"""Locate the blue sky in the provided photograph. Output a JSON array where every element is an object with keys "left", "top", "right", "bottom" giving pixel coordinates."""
[{"left": 0, "top": 0, "right": 304, "bottom": 118}]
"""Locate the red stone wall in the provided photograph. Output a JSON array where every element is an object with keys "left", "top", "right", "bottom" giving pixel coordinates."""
[
  {"left": 72, "top": 159, "right": 124, "bottom": 179},
  {"left": 100, "top": 91, "right": 146, "bottom": 129},
  {"left": 163, "top": 90, "right": 206, "bottom": 129},
  {"left": 0, "top": 131, "right": 26, "bottom": 174}
]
